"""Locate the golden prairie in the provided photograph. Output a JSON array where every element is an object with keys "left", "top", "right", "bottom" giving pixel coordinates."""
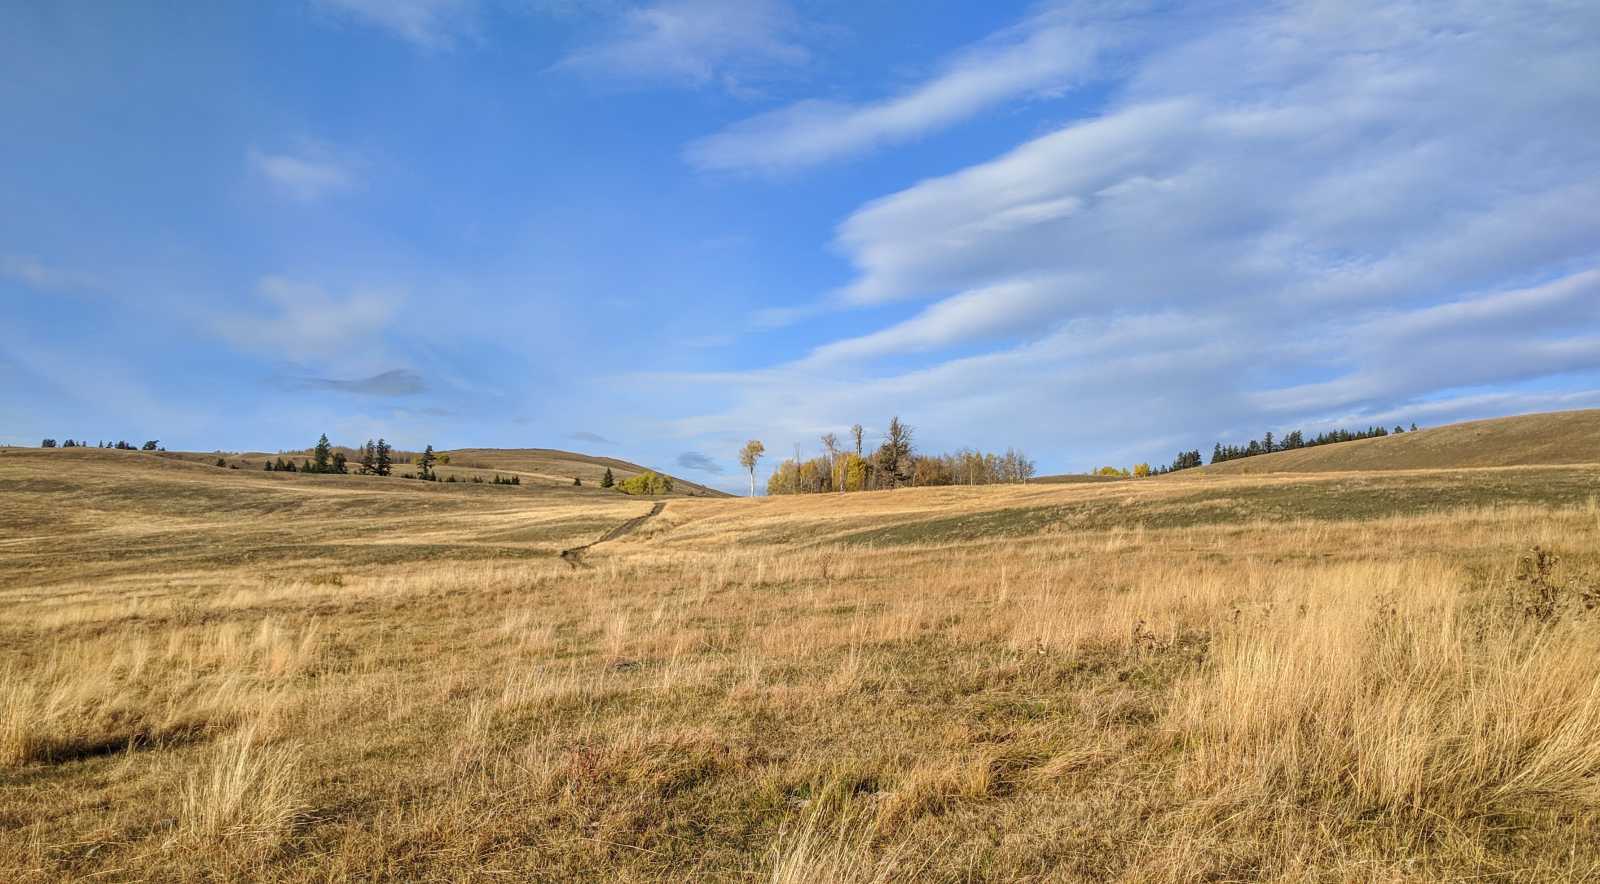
[{"left": 2, "top": 444, "right": 1599, "bottom": 881}]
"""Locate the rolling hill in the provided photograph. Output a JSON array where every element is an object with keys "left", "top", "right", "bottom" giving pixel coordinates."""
[
  {"left": 1201, "top": 409, "right": 1600, "bottom": 474},
  {"left": 150, "top": 445, "right": 730, "bottom": 497}
]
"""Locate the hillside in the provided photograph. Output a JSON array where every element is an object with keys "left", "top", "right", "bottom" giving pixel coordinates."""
[
  {"left": 1201, "top": 408, "right": 1600, "bottom": 474},
  {"left": 151, "top": 445, "right": 729, "bottom": 497},
  {"left": 438, "top": 448, "right": 729, "bottom": 497}
]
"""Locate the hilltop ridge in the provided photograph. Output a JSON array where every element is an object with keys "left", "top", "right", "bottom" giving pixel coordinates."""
[{"left": 1200, "top": 409, "right": 1600, "bottom": 474}]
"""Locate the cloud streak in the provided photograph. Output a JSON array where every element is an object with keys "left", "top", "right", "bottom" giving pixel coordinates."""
[
  {"left": 557, "top": 0, "right": 807, "bottom": 92},
  {"left": 312, "top": 0, "right": 476, "bottom": 49},
  {"left": 655, "top": 0, "right": 1600, "bottom": 468},
  {"left": 215, "top": 276, "right": 399, "bottom": 364},
  {"left": 249, "top": 145, "right": 358, "bottom": 202},
  {"left": 675, "top": 450, "right": 724, "bottom": 473},
  {"left": 295, "top": 369, "right": 427, "bottom": 396},
  {"left": 688, "top": 7, "right": 1107, "bottom": 172}
]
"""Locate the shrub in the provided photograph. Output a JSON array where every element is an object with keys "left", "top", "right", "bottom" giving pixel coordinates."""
[{"left": 616, "top": 471, "right": 673, "bottom": 495}]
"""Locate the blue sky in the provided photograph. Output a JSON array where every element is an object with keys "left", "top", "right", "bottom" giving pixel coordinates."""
[{"left": 3, "top": 0, "right": 1598, "bottom": 492}]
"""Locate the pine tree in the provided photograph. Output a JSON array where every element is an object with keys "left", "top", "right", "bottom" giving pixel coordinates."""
[
  {"left": 417, "top": 444, "right": 436, "bottom": 481},
  {"left": 264, "top": 460, "right": 274, "bottom": 471},
  {"left": 332, "top": 451, "right": 348, "bottom": 474},
  {"left": 573, "top": 477, "right": 582, "bottom": 486},
  {"left": 359, "top": 440, "right": 375, "bottom": 475},
  {"left": 375, "top": 438, "right": 393, "bottom": 477},
  {"left": 313, "top": 434, "right": 333, "bottom": 473},
  {"left": 274, "top": 456, "right": 289, "bottom": 471},
  {"left": 601, "top": 467, "right": 614, "bottom": 488}
]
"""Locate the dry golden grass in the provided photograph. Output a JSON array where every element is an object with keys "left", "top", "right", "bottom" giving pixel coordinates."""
[
  {"left": 3, "top": 446, "right": 1600, "bottom": 880},
  {"left": 1204, "top": 407, "right": 1600, "bottom": 474}
]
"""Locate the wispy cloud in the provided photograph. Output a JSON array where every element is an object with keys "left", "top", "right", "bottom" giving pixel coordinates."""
[
  {"left": 215, "top": 276, "right": 399, "bottom": 364},
  {"left": 688, "top": 7, "right": 1106, "bottom": 171},
  {"left": 249, "top": 144, "right": 359, "bottom": 202},
  {"left": 557, "top": 0, "right": 807, "bottom": 92},
  {"left": 1, "top": 255, "right": 106, "bottom": 295},
  {"left": 311, "top": 0, "right": 477, "bottom": 49},
  {"left": 675, "top": 450, "right": 724, "bottom": 473},
  {"left": 294, "top": 369, "right": 427, "bottom": 396},
  {"left": 568, "top": 430, "right": 616, "bottom": 445},
  {"left": 650, "top": 0, "right": 1600, "bottom": 468}
]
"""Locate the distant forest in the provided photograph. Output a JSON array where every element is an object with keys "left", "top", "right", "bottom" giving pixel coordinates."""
[{"left": 1208, "top": 423, "right": 1419, "bottom": 465}]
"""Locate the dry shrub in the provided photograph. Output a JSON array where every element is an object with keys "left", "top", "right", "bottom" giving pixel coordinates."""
[{"left": 177, "top": 722, "right": 304, "bottom": 850}]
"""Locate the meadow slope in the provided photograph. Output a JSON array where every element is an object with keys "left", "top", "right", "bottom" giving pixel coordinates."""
[
  {"left": 1203, "top": 408, "right": 1600, "bottom": 474},
  {"left": 3, "top": 445, "right": 1599, "bottom": 881},
  {"left": 163, "top": 446, "right": 730, "bottom": 497}
]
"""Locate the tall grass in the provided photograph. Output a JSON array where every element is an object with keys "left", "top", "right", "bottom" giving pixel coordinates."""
[
  {"left": 4, "top": 473, "right": 1600, "bottom": 879},
  {"left": 1169, "top": 560, "right": 1600, "bottom": 832},
  {"left": 177, "top": 721, "right": 304, "bottom": 849}
]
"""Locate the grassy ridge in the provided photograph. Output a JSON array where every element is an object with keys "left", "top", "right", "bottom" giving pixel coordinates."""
[{"left": 1203, "top": 408, "right": 1600, "bottom": 473}]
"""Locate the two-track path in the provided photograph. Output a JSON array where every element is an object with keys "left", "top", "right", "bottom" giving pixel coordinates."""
[{"left": 559, "top": 501, "right": 666, "bottom": 568}]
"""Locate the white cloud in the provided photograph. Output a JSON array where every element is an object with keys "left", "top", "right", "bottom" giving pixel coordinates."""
[
  {"left": 214, "top": 276, "right": 400, "bottom": 366},
  {"left": 312, "top": 0, "right": 476, "bottom": 49},
  {"left": 649, "top": 0, "right": 1600, "bottom": 469},
  {"left": 249, "top": 145, "right": 359, "bottom": 202},
  {"left": 687, "top": 7, "right": 1107, "bottom": 172},
  {"left": 1, "top": 255, "right": 105, "bottom": 294},
  {"left": 557, "top": 0, "right": 807, "bottom": 91}
]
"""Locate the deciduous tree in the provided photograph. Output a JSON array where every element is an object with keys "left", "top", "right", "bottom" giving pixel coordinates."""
[{"left": 738, "top": 440, "right": 765, "bottom": 497}]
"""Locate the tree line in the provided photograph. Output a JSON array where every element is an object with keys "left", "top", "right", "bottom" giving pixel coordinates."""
[
  {"left": 747, "top": 417, "right": 1036, "bottom": 497},
  {"left": 1208, "top": 423, "right": 1418, "bottom": 464},
  {"left": 1096, "top": 422, "right": 1423, "bottom": 477},
  {"left": 41, "top": 439, "right": 161, "bottom": 451},
  {"left": 259, "top": 435, "right": 518, "bottom": 484}
]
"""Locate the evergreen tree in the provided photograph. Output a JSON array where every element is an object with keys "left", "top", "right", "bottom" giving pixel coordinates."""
[
  {"left": 375, "top": 438, "right": 393, "bottom": 477},
  {"left": 312, "top": 434, "right": 333, "bottom": 473},
  {"left": 274, "top": 456, "right": 289, "bottom": 471},
  {"left": 416, "top": 444, "right": 436, "bottom": 481},
  {"left": 216, "top": 457, "right": 227, "bottom": 468},
  {"left": 573, "top": 476, "right": 582, "bottom": 486},
  {"left": 332, "top": 451, "right": 348, "bottom": 474},
  {"left": 264, "top": 460, "right": 274, "bottom": 471},
  {"left": 601, "top": 467, "right": 614, "bottom": 488},
  {"left": 359, "top": 440, "right": 375, "bottom": 475}
]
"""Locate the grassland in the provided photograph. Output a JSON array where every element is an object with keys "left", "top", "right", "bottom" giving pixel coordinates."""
[
  {"left": 177, "top": 446, "right": 729, "bottom": 497},
  {"left": 1203, "top": 408, "right": 1600, "bottom": 474},
  {"left": 3, "top": 440, "right": 1600, "bottom": 881}
]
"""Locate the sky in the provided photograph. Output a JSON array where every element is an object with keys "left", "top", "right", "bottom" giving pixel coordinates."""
[{"left": 3, "top": 0, "right": 1598, "bottom": 493}]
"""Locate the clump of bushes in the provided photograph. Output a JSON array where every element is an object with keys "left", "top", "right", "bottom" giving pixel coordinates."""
[{"left": 615, "top": 471, "right": 673, "bottom": 495}]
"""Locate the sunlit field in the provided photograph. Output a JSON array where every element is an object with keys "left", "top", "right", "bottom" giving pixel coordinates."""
[{"left": 4, "top": 448, "right": 1600, "bottom": 881}]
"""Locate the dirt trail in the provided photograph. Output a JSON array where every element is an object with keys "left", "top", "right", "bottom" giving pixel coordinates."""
[{"left": 560, "top": 501, "right": 665, "bottom": 568}]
